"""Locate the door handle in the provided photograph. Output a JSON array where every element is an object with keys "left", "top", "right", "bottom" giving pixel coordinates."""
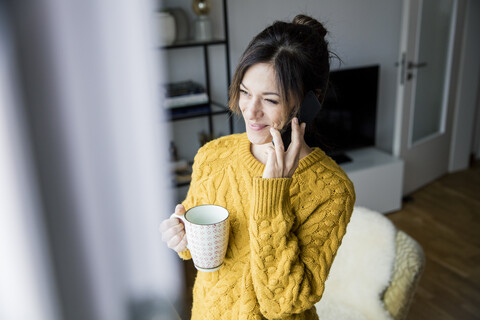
[{"left": 407, "top": 61, "right": 427, "bottom": 69}]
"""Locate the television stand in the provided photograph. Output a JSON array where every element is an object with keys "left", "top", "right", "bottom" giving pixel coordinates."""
[
  {"left": 327, "top": 152, "right": 353, "bottom": 164},
  {"left": 339, "top": 147, "right": 404, "bottom": 214}
]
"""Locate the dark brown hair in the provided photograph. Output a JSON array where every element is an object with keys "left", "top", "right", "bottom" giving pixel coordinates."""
[{"left": 229, "top": 14, "right": 331, "bottom": 125}]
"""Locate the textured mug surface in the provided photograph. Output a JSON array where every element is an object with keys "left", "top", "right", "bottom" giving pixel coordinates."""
[{"left": 172, "top": 205, "right": 229, "bottom": 272}]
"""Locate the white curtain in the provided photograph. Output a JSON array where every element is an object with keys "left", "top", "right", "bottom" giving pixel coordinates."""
[{"left": 0, "top": 0, "right": 182, "bottom": 319}]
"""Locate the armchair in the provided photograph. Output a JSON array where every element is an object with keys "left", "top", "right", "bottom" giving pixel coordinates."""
[{"left": 315, "top": 207, "right": 425, "bottom": 320}]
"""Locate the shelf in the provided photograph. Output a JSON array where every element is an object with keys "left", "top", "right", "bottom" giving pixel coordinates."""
[
  {"left": 175, "top": 181, "right": 191, "bottom": 188},
  {"left": 160, "top": 38, "right": 226, "bottom": 50},
  {"left": 167, "top": 103, "right": 230, "bottom": 121}
]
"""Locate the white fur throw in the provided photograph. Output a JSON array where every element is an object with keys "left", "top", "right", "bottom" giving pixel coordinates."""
[{"left": 315, "top": 207, "right": 396, "bottom": 320}]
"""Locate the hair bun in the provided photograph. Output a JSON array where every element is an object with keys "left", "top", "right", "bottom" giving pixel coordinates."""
[{"left": 292, "top": 14, "right": 328, "bottom": 39}]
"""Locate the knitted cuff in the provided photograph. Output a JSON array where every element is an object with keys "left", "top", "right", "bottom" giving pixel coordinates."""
[{"left": 252, "top": 177, "right": 292, "bottom": 219}]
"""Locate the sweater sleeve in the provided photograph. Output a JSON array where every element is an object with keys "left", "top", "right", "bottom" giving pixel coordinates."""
[{"left": 249, "top": 176, "right": 354, "bottom": 319}]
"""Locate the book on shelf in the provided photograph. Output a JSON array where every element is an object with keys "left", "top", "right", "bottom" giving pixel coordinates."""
[
  {"left": 164, "top": 93, "right": 208, "bottom": 108},
  {"left": 168, "top": 105, "right": 211, "bottom": 119},
  {"left": 162, "top": 80, "right": 209, "bottom": 109}
]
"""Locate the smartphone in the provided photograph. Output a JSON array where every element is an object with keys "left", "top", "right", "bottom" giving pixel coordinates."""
[{"left": 279, "top": 90, "right": 321, "bottom": 148}]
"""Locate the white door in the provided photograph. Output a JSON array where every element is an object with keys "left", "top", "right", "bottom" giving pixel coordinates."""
[{"left": 394, "top": 0, "right": 461, "bottom": 195}]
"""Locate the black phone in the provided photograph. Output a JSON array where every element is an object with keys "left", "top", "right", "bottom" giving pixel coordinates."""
[{"left": 279, "top": 91, "right": 322, "bottom": 148}]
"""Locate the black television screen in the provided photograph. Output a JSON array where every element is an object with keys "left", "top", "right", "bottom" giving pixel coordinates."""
[{"left": 309, "top": 65, "right": 379, "bottom": 162}]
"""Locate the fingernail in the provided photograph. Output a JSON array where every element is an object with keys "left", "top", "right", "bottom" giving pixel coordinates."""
[{"left": 293, "top": 118, "right": 298, "bottom": 124}]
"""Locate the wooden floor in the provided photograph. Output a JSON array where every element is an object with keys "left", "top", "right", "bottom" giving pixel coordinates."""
[{"left": 387, "top": 160, "right": 480, "bottom": 320}]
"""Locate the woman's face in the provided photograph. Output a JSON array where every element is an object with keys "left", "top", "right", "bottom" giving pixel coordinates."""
[{"left": 239, "top": 63, "right": 290, "bottom": 146}]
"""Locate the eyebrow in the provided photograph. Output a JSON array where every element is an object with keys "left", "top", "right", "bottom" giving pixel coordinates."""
[{"left": 240, "top": 82, "right": 280, "bottom": 96}]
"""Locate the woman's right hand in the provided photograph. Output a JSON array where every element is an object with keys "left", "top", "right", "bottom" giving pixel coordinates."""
[{"left": 160, "top": 204, "right": 188, "bottom": 252}]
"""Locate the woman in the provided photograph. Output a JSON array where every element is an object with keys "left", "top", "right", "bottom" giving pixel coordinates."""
[{"left": 160, "top": 14, "right": 355, "bottom": 320}]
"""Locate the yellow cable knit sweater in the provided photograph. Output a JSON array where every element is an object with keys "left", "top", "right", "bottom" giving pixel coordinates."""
[{"left": 179, "top": 133, "right": 355, "bottom": 320}]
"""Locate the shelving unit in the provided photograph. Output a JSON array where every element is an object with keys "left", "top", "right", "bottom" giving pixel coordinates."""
[
  {"left": 160, "top": 0, "right": 232, "bottom": 191},
  {"left": 161, "top": 0, "right": 232, "bottom": 136}
]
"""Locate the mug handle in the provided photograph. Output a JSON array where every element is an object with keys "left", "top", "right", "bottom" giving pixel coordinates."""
[
  {"left": 170, "top": 212, "right": 187, "bottom": 223},
  {"left": 170, "top": 213, "right": 189, "bottom": 249}
]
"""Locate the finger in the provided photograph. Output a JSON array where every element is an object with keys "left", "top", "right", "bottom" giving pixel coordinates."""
[
  {"left": 289, "top": 117, "right": 303, "bottom": 150},
  {"left": 296, "top": 122, "right": 305, "bottom": 157},
  {"left": 286, "top": 118, "right": 302, "bottom": 159},
  {"left": 173, "top": 236, "right": 188, "bottom": 252},
  {"left": 284, "top": 119, "right": 304, "bottom": 177},
  {"left": 161, "top": 222, "right": 185, "bottom": 242},
  {"left": 270, "top": 128, "right": 284, "bottom": 167},
  {"left": 166, "top": 229, "right": 186, "bottom": 249},
  {"left": 159, "top": 217, "right": 181, "bottom": 233},
  {"left": 175, "top": 204, "right": 186, "bottom": 215},
  {"left": 270, "top": 127, "right": 284, "bottom": 150},
  {"left": 166, "top": 233, "right": 181, "bottom": 249},
  {"left": 262, "top": 146, "right": 277, "bottom": 179}
]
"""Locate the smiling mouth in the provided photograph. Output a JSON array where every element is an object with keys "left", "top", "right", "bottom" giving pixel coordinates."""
[{"left": 248, "top": 123, "right": 268, "bottom": 131}]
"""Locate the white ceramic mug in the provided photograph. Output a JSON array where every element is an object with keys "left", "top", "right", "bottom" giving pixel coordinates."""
[{"left": 171, "top": 205, "right": 229, "bottom": 272}]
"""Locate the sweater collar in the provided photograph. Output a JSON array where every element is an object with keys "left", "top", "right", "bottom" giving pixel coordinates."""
[{"left": 238, "top": 133, "right": 326, "bottom": 176}]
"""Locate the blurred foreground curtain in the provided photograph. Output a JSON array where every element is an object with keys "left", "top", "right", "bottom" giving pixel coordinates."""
[{"left": 0, "top": 0, "right": 182, "bottom": 319}]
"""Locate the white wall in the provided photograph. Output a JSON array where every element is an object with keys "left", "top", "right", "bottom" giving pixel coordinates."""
[{"left": 450, "top": 0, "right": 480, "bottom": 171}]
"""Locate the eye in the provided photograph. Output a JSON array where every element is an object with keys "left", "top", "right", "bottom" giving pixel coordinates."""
[
  {"left": 265, "top": 99, "right": 279, "bottom": 105},
  {"left": 239, "top": 89, "right": 249, "bottom": 96}
]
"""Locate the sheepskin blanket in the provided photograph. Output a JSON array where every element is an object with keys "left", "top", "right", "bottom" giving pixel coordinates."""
[{"left": 315, "top": 207, "right": 396, "bottom": 320}]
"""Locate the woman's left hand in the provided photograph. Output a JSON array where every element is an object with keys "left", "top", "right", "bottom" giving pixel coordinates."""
[{"left": 263, "top": 117, "right": 306, "bottom": 179}]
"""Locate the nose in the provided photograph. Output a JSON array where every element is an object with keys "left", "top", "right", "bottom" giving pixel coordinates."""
[{"left": 242, "top": 97, "right": 263, "bottom": 120}]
